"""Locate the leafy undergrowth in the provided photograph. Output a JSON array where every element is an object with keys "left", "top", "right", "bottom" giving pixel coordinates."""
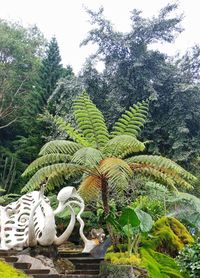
[{"left": 0, "top": 259, "right": 28, "bottom": 278}]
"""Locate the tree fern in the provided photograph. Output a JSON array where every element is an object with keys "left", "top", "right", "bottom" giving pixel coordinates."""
[
  {"left": 22, "top": 154, "right": 72, "bottom": 177},
  {"left": 103, "top": 135, "right": 145, "bottom": 158},
  {"left": 72, "top": 147, "right": 104, "bottom": 168},
  {"left": 111, "top": 99, "right": 149, "bottom": 137},
  {"left": 127, "top": 155, "right": 196, "bottom": 182},
  {"left": 21, "top": 163, "right": 85, "bottom": 192},
  {"left": 73, "top": 92, "right": 109, "bottom": 148},
  {"left": 51, "top": 115, "right": 91, "bottom": 146},
  {"left": 100, "top": 157, "right": 133, "bottom": 189},
  {"left": 39, "top": 140, "right": 81, "bottom": 156},
  {"left": 78, "top": 175, "right": 102, "bottom": 201}
]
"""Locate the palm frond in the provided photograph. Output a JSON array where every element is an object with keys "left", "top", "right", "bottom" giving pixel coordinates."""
[
  {"left": 51, "top": 115, "right": 91, "bottom": 146},
  {"left": 100, "top": 157, "right": 133, "bottom": 190},
  {"left": 39, "top": 140, "right": 81, "bottom": 156},
  {"left": 103, "top": 135, "right": 145, "bottom": 158},
  {"left": 127, "top": 155, "right": 196, "bottom": 189},
  {"left": 21, "top": 163, "right": 85, "bottom": 193},
  {"left": 73, "top": 92, "right": 109, "bottom": 148},
  {"left": 72, "top": 147, "right": 104, "bottom": 169},
  {"left": 111, "top": 99, "right": 149, "bottom": 137},
  {"left": 78, "top": 175, "right": 102, "bottom": 201},
  {"left": 22, "top": 154, "right": 71, "bottom": 177}
]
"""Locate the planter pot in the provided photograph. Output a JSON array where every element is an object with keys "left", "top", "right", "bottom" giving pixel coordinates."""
[{"left": 100, "top": 261, "right": 147, "bottom": 278}]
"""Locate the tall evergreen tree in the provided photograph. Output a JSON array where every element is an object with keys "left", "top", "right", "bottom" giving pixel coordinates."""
[{"left": 40, "top": 37, "right": 63, "bottom": 101}]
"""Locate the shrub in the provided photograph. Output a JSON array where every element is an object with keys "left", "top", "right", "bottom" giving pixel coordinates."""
[
  {"left": 145, "top": 216, "right": 194, "bottom": 256},
  {"left": 0, "top": 260, "right": 27, "bottom": 278},
  {"left": 176, "top": 237, "right": 200, "bottom": 277},
  {"left": 105, "top": 252, "right": 141, "bottom": 266}
]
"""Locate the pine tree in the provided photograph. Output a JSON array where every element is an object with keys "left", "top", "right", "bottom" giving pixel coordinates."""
[{"left": 40, "top": 37, "right": 63, "bottom": 101}]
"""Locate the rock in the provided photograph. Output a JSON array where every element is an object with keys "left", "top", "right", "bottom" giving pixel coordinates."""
[
  {"left": 100, "top": 261, "right": 147, "bottom": 278},
  {"left": 16, "top": 254, "right": 58, "bottom": 274},
  {"left": 54, "top": 258, "right": 75, "bottom": 274}
]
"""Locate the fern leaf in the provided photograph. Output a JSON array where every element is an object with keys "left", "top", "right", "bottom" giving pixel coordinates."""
[
  {"left": 21, "top": 163, "right": 84, "bottom": 193},
  {"left": 111, "top": 99, "right": 149, "bottom": 137},
  {"left": 127, "top": 155, "right": 196, "bottom": 182},
  {"left": 100, "top": 157, "right": 132, "bottom": 191},
  {"left": 73, "top": 92, "right": 109, "bottom": 148},
  {"left": 51, "top": 115, "right": 91, "bottom": 146},
  {"left": 72, "top": 147, "right": 104, "bottom": 168},
  {"left": 39, "top": 140, "right": 81, "bottom": 156},
  {"left": 22, "top": 154, "right": 71, "bottom": 177},
  {"left": 78, "top": 175, "right": 102, "bottom": 201},
  {"left": 127, "top": 155, "right": 196, "bottom": 189},
  {"left": 103, "top": 135, "right": 145, "bottom": 158},
  {"left": 45, "top": 171, "right": 81, "bottom": 192}
]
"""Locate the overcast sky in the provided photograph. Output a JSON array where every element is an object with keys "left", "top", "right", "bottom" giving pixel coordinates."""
[{"left": 0, "top": 0, "right": 199, "bottom": 73}]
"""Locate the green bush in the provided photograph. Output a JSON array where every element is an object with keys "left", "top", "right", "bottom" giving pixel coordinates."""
[
  {"left": 140, "top": 248, "right": 187, "bottom": 278},
  {"left": 145, "top": 216, "right": 194, "bottom": 257},
  {"left": 0, "top": 260, "right": 27, "bottom": 278},
  {"left": 105, "top": 252, "right": 141, "bottom": 266},
  {"left": 131, "top": 195, "right": 165, "bottom": 220},
  {"left": 176, "top": 237, "right": 200, "bottom": 277}
]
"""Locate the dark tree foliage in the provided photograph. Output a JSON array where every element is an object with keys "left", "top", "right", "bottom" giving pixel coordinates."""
[
  {"left": 40, "top": 36, "right": 63, "bottom": 101},
  {"left": 80, "top": 4, "right": 200, "bottom": 166}
]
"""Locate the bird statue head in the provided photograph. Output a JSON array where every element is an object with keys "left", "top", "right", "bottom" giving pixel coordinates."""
[{"left": 54, "top": 186, "right": 79, "bottom": 215}]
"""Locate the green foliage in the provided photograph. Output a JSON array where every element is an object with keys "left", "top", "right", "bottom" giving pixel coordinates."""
[
  {"left": 127, "top": 155, "right": 196, "bottom": 190},
  {"left": 0, "top": 259, "right": 28, "bottom": 278},
  {"left": 46, "top": 112, "right": 90, "bottom": 147},
  {"left": 140, "top": 248, "right": 186, "bottom": 278},
  {"left": 106, "top": 205, "right": 153, "bottom": 255},
  {"left": 81, "top": 4, "right": 200, "bottom": 165},
  {"left": 40, "top": 36, "right": 63, "bottom": 100},
  {"left": 22, "top": 92, "right": 196, "bottom": 210},
  {"left": 103, "top": 135, "right": 145, "bottom": 158},
  {"left": 176, "top": 237, "right": 200, "bottom": 278},
  {"left": 146, "top": 216, "right": 194, "bottom": 257},
  {"left": 105, "top": 252, "right": 141, "bottom": 266},
  {"left": 131, "top": 196, "right": 165, "bottom": 220},
  {"left": 111, "top": 99, "right": 149, "bottom": 137},
  {"left": 73, "top": 91, "right": 109, "bottom": 148}
]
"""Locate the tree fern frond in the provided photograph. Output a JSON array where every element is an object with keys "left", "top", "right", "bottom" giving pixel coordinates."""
[
  {"left": 39, "top": 140, "right": 81, "bottom": 156},
  {"left": 72, "top": 147, "right": 104, "bottom": 169},
  {"left": 73, "top": 92, "right": 109, "bottom": 148},
  {"left": 22, "top": 154, "right": 71, "bottom": 177},
  {"left": 45, "top": 171, "right": 80, "bottom": 192},
  {"left": 103, "top": 135, "right": 145, "bottom": 158},
  {"left": 78, "top": 175, "right": 102, "bottom": 201},
  {"left": 100, "top": 157, "right": 132, "bottom": 189},
  {"left": 51, "top": 115, "right": 91, "bottom": 146},
  {"left": 21, "top": 163, "right": 84, "bottom": 193},
  {"left": 127, "top": 155, "right": 196, "bottom": 183},
  {"left": 111, "top": 99, "right": 149, "bottom": 137},
  {"left": 130, "top": 163, "right": 178, "bottom": 190}
]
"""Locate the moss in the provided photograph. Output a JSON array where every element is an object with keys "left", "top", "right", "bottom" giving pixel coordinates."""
[
  {"left": 0, "top": 259, "right": 27, "bottom": 278},
  {"left": 140, "top": 248, "right": 187, "bottom": 278},
  {"left": 145, "top": 216, "right": 194, "bottom": 256},
  {"left": 105, "top": 252, "right": 141, "bottom": 266}
]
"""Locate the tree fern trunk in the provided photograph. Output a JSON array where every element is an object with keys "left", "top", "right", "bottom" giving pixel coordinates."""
[
  {"left": 101, "top": 177, "right": 109, "bottom": 214},
  {"left": 101, "top": 178, "right": 119, "bottom": 250}
]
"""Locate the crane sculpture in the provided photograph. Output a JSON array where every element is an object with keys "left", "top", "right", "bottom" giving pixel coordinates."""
[{"left": 0, "top": 186, "right": 104, "bottom": 252}]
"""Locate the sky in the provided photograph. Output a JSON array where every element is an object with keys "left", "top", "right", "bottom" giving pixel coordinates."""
[{"left": 0, "top": 0, "right": 199, "bottom": 73}]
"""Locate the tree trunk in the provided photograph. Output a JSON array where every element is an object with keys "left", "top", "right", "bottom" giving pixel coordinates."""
[
  {"left": 101, "top": 178, "right": 119, "bottom": 249},
  {"left": 101, "top": 178, "right": 109, "bottom": 215}
]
